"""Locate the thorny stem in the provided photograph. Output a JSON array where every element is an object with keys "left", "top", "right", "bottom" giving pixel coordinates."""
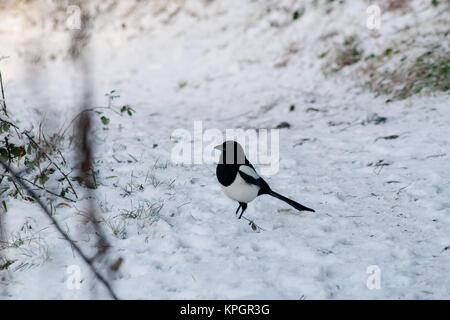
[{"left": 241, "top": 215, "right": 266, "bottom": 232}]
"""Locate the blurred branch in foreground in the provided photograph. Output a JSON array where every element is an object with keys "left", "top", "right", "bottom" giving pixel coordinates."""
[{"left": 70, "top": 0, "right": 120, "bottom": 297}]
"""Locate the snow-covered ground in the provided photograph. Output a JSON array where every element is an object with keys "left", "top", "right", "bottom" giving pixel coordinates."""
[{"left": 1, "top": 0, "right": 449, "bottom": 299}]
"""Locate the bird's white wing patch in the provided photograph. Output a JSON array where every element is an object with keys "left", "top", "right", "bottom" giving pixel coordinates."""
[
  {"left": 222, "top": 170, "right": 259, "bottom": 203},
  {"left": 239, "top": 165, "right": 260, "bottom": 179}
]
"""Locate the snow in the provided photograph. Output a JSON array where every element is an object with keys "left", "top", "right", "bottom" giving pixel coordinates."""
[{"left": 1, "top": 0, "right": 449, "bottom": 299}]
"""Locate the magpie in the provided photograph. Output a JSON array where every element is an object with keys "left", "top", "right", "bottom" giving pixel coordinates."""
[{"left": 215, "top": 141, "right": 315, "bottom": 219}]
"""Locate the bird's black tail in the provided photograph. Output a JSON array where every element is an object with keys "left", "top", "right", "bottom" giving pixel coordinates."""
[{"left": 268, "top": 191, "right": 315, "bottom": 212}]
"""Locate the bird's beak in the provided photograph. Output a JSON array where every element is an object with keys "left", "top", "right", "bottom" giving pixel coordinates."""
[{"left": 214, "top": 145, "right": 223, "bottom": 151}]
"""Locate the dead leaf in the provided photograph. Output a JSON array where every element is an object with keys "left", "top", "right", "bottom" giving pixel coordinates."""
[{"left": 110, "top": 257, "right": 123, "bottom": 272}]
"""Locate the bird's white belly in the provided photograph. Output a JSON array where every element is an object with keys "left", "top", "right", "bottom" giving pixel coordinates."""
[{"left": 221, "top": 174, "right": 259, "bottom": 203}]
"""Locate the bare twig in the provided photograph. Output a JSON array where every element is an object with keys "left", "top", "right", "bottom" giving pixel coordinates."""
[
  {"left": 0, "top": 118, "right": 18, "bottom": 130},
  {"left": 0, "top": 71, "right": 7, "bottom": 116},
  {"left": 3, "top": 174, "right": 25, "bottom": 200}
]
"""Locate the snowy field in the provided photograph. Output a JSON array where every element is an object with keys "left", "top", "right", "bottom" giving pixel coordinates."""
[{"left": 0, "top": 0, "right": 449, "bottom": 299}]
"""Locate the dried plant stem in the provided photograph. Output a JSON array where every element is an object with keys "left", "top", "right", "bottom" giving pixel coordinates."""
[
  {"left": 24, "top": 132, "right": 78, "bottom": 199},
  {"left": 241, "top": 215, "right": 266, "bottom": 232},
  {"left": 0, "top": 71, "right": 7, "bottom": 116},
  {"left": 16, "top": 176, "right": 76, "bottom": 203},
  {"left": 61, "top": 106, "right": 118, "bottom": 138}
]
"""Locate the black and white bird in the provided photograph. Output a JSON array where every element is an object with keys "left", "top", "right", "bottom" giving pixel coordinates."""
[{"left": 215, "top": 141, "right": 315, "bottom": 219}]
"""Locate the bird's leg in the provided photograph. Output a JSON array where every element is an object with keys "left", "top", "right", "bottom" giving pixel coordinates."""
[
  {"left": 238, "top": 203, "right": 247, "bottom": 219},
  {"left": 235, "top": 203, "right": 242, "bottom": 215}
]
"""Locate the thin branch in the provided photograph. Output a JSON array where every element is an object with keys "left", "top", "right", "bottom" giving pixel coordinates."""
[
  {"left": 241, "top": 215, "right": 266, "bottom": 232},
  {"left": 0, "top": 118, "right": 18, "bottom": 130},
  {"left": 61, "top": 106, "right": 118, "bottom": 138},
  {"left": 0, "top": 159, "right": 118, "bottom": 300},
  {"left": 0, "top": 71, "right": 7, "bottom": 116},
  {"left": 15, "top": 175, "right": 76, "bottom": 203},
  {"left": 7, "top": 175, "right": 25, "bottom": 199}
]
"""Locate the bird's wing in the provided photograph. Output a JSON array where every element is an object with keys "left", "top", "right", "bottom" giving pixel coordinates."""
[
  {"left": 238, "top": 165, "right": 270, "bottom": 192},
  {"left": 239, "top": 165, "right": 260, "bottom": 179}
]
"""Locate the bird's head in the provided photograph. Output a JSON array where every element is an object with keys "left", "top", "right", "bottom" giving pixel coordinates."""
[{"left": 214, "top": 140, "right": 246, "bottom": 165}]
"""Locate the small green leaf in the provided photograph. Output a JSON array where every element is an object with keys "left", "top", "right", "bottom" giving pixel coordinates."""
[
  {"left": 0, "top": 148, "right": 8, "bottom": 160},
  {"left": 120, "top": 105, "right": 134, "bottom": 116},
  {"left": 178, "top": 81, "right": 187, "bottom": 89},
  {"left": 38, "top": 173, "right": 49, "bottom": 185},
  {"left": 60, "top": 187, "right": 68, "bottom": 197},
  {"left": 10, "top": 145, "right": 26, "bottom": 158},
  {"left": 100, "top": 116, "right": 110, "bottom": 125},
  {"left": 0, "top": 123, "right": 10, "bottom": 133}
]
